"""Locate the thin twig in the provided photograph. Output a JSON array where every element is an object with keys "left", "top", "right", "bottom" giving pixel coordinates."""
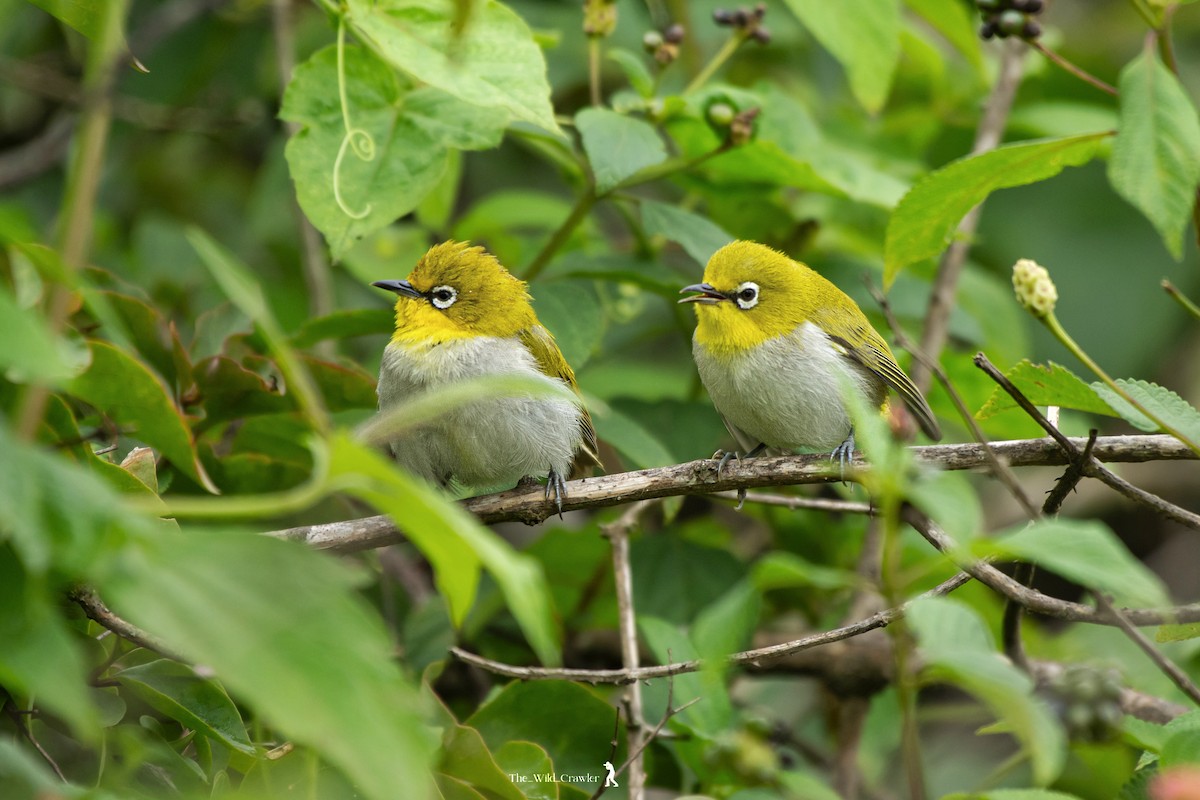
[
  {"left": 1095, "top": 593, "right": 1200, "bottom": 707},
  {"left": 70, "top": 587, "right": 175, "bottom": 658},
  {"left": 1029, "top": 41, "right": 1118, "bottom": 96},
  {"left": 716, "top": 490, "right": 873, "bottom": 515},
  {"left": 3, "top": 700, "right": 67, "bottom": 782},
  {"left": 1163, "top": 279, "right": 1200, "bottom": 322},
  {"left": 600, "top": 500, "right": 656, "bottom": 800},
  {"left": 913, "top": 38, "right": 1025, "bottom": 394}
]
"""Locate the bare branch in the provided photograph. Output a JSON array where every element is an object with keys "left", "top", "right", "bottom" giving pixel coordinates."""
[
  {"left": 267, "top": 434, "right": 1196, "bottom": 549},
  {"left": 1095, "top": 593, "right": 1200, "bottom": 708},
  {"left": 70, "top": 587, "right": 176, "bottom": 658}
]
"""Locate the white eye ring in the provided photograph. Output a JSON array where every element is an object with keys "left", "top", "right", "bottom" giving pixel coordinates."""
[
  {"left": 430, "top": 285, "right": 458, "bottom": 309},
  {"left": 734, "top": 281, "right": 759, "bottom": 309}
]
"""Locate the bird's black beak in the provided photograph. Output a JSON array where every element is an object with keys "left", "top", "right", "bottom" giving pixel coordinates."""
[
  {"left": 371, "top": 279, "right": 423, "bottom": 300},
  {"left": 678, "top": 283, "right": 728, "bottom": 305}
]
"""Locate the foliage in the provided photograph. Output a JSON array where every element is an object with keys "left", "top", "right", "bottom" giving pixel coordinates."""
[{"left": 3, "top": 0, "right": 1200, "bottom": 798}]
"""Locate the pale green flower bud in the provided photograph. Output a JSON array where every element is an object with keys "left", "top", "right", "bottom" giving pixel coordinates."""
[{"left": 1012, "top": 258, "right": 1057, "bottom": 318}]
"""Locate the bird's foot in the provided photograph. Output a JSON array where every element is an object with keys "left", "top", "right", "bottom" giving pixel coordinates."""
[
  {"left": 829, "top": 429, "right": 856, "bottom": 484},
  {"left": 545, "top": 469, "right": 567, "bottom": 519},
  {"left": 712, "top": 443, "right": 767, "bottom": 510}
]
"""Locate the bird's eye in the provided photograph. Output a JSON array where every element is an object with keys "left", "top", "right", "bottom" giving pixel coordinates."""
[
  {"left": 430, "top": 285, "right": 458, "bottom": 310},
  {"left": 734, "top": 281, "right": 759, "bottom": 310}
]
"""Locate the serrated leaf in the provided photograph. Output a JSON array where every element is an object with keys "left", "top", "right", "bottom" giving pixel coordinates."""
[
  {"left": 640, "top": 201, "right": 734, "bottom": 266},
  {"left": 976, "top": 360, "right": 1117, "bottom": 419},
  {"left": 347, "top": 0, "right": 559, "bottom": 134},
  {"left": 904, "top": 0, "right": 984, "bottom": 73},
  {"left": 575, "top": 108, "right": 668, "bottom": 194},
  {"left": 1091, "top": 379, "right": 1200, "bottom": 448},
  {"left": 281, "top": 44, "right": 506, "bottom": 258},
  {"left": 909, "top": 598, "right": 1067, "bottom": 786},
  {"left": 114, "top": 659, "right": 254, "bottom": 754},
  {"left": 1108, "top": 44, "right": 1200, "bottom": 259},
  {"left": 982, "top": 518, "right": 1169, "bottom": 609},
  {"left": 782, "top": 0, "right": 901, "bottom": 113},
  {"left": 68, "top": 340, "right": 217, "bottom": 493},
  {"left": 884, "top": 133, "right": 1109, "bottom": 283}
]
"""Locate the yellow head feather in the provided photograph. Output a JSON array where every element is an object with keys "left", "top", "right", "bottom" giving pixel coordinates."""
[{"left": 390, "top": 241, "right": 537, "bottom": 344}]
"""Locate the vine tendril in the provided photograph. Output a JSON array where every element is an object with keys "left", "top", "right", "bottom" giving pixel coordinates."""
[{"left": 333, "top": 15, "right": 375, "bottom": 220}]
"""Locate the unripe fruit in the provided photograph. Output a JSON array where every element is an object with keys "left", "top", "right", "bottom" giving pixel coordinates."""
[
  {"left": 642, "top": 30, "right": 664, "bottom": 52},
  {"left": 998, "top": 9, "right": 1027, "bottom": 35},
  {"left": 707, "top": 102, "right": 736, "bottom": 126}
]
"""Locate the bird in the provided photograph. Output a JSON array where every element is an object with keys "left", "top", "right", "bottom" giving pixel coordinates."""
[
  {"left": 679, "top": 240, "right": 941, "bottom": 477},
  {"left": 372, "top": 240, "right": 599, "bottom": 512}
]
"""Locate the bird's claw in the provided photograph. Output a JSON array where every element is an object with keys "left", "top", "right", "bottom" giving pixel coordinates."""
[
  {"left": 545, "top": 469, "right": 567, "bottom": 519},
  {"left": 830, "top": 429, "right": 856, "bottom": 484},
  {"left": 713, "top": 449, "right": 738, "bottom": 478}
]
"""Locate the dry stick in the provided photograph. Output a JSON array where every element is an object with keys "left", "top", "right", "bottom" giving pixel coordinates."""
[
  {"left": 3, "top": 700, "right": 67, "bottom": 782},
  {"left": 600, "top": 500, "right": 656, "bottom": 800},
  {"left": 913, "top": 37, "right": 1026, "bottom": 395},
  {"left": 1029, "top": 660, "right": 1188, "bottom": 725},
  {"left": 591, "top": 681, "right": 701, "bottom": 800},
  {"left": 70, "top": 588, "right": 176, "bottom": 658},
  {"left": 974, "top": 354, "right": 1200, "bottom": 530},
  {"left": 270, "top": 435, "right": 1196, "bottom": 546},
  {"left": 1095, "top": 594, "right": 1200, "bottom": 708},
  {"left": 716, "top": 490, "right": 873, "bottom": 515}
]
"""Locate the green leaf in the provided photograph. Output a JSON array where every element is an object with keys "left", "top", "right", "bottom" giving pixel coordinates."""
[
  {"left": 1156, "top": 622, "right": 1200, "bottom": 643},
  {"left": 640, "top": 200, "right": 734, "bottom": 266},
  {"left": 114, "top": 659, "right": 254, "bottom": 755},
  {"left": 638, "top": 615, "right": 733, "bottom": 736},
  {"left": 0, "top": 548, "right": 98, "bottom": 736},
  {"left": 1108, "top": 44, "right": 1200, "bottom": 259},
  {"left": 290, "top": 308, "right": 395, "bottom": 349},
  {"left": 439, "top": 724, "right": 525, "bottom": 800},
  {"left": 575, "top": 108, "right": 668, "bottom": 194},
  {"left": 466, "top": 682, "right": 620, "bottom": 782},
  {"left": 608, "top": 48, "right": 655, "bottom": 98},
  {"left": 781, "top": 0, "right": 901, "bottom": 113},
  {"left": 26, "top": 0, "right": 105, "bottom": 39},
  {"left": 347, "top": 0, "right": 559, "bottom": 134},
  {"left": 590, "top": 403, "right": 673, "bottom": 472},
  {"left": 884, "top": 133, "right": 1109, "bottom": 283},
  {"left": 982, "top": 518, "right": 1169, "bottom": 609},
  {"left": 692, "top": 581, "right": 760, "bottom": 660},
  {"left": 68, "top": 340, "right": 217, "bottom": 493},
  {"left": 281, "top": 44, "right": 505, "bottom": 258},
  {"left": 909, "top": 598, "right": 1067, "bottom": 786},
  {"left": 529, "top": 280, "right": 604, "bottom": 371},
  {"left": 494, "top": 741, "right": 557, "bottom": 800},
  {"left": 0, "top": 280, "right": 85, "bottom": 385},
  {"left": 940, "top": 791, "right": 1086, "bottom": 800},
  {"left": 904, "top": 0, "right": 983, "bottom": 73},
  {"left": 976, "top": 360, "right": 1118, "bottom": 419},
  {"left": 328, "top": 434, "right": 561, "bottom": 665},
  {"left": 751, "top": 551, "right": 860, "bottom": 591},
  {"left": 98, "top": 527, "right": 437, "bottom": 800},
  {"left": 1092, "top": 379, "right": 1200, "bottom": 447}
]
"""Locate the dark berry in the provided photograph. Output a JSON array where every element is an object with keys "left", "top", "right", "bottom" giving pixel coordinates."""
[
  {"left": 664, "top": 23, "right": 685, "bottom": 43},
  {"left": 976, "top": 0, "right": 1002, "bottom": 8},
  {"left": 1017, "top": 0, "right": 1044, "bottom": 12},
  {"left": 980, "top": 20, "right": 998, "bottom": 39},
  {"left": 752, "top": 27, "right": 771, "bottom": 44},
  {"left": 1021, "top": 19, "right": 1041, "bottom": 38},
  {"left": 713, "top": 8, "right": 733, "bottom": 25},
  {"left": 753, "top": 2, "right": 766, "bottom": 19}
]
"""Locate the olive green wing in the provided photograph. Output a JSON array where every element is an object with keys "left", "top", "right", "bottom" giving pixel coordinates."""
[
  {"left": 520, "top": 325, "right": 603, "bottom": 476},
  {"left": 815, "top": 308, "right": 942, "bottom": 441}
]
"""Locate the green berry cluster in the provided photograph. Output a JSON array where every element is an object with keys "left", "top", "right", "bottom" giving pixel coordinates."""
[
  {"left": 712, "top": 4, "right": 771, "bottom": 44},
  {"left": 977, "top": 0, "right": 1043, "bottom": 40},
  {"left": 1041, "top": 665, "right": 1124, "bottom": 742}
]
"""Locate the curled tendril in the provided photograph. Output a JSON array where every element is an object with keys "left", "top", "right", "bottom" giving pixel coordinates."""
[{"left": 333, "top": 15, "right": 375, "bottom": 220}]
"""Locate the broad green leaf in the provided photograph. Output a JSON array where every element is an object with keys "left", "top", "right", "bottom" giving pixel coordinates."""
[
  {"left": 638, "top": 615, "right": 731, "bottom": 737},
  {"left": 590, "top": 403, "right": 674, "bottom": 472},
  {"left": 907, "top": 471, "right": 984, "bottom": 543},
  {"left": 99, "top": 527, "right": 437, "bottom": 800},
  {"left": 575, "top": 108, "right": 668, "bottom": 194},
  {"left": 0, "top": 281, "right": 85, "bottom": 384},
  {"left": 114, "top": 659, "right": 254, "bottom": 754},
  {"left": 192, "top": 356, "right": 291, "bottom": 424},
  {"left": 640, "top": 200, "right": 734, "bottom": 266},
  {"left": 439, "top": 724, "right": 525, "bottom": 800},
  {"left": 494, "top": 741, "right": 557, "bottom": 800},
  {"left": 884, "top": 133, "right": 1109, "bottom": 283},
  {"left": 329, "top": 434, "right": 561, "bottom": 665},
  {"left": 608, "top": 48, "right": 655, "bottom": 98},
  {"left": 0, "top": 740, "right": 66, "bottom": 797},
  {"left": 529, "top": 280, "right": 604, "bottom": 371},
  {"left": 348, "top": 0, "right": 559, "bottom": 134},
  {"left": 751, "top": 551, "right": 860, "bottom": 591},
  {"left": 632, "top": 534, "right": 745, "bottom": 624},
  {"left": 0, "top": 548, "right": 98, "bottom": 736},
  {"left": 467, "top": 682, "right": 620, "bottom": 781},
  {"left": 1161, "top": 729, "right": 1200, "bottom": 767},
  {"left": 904, "top": 0, "right": 983, "bottom": 72},
  {"left": 976, "top": 360, "right": 1117, "bottom": 419},
  {"left": 782, "top": 0, "right": 901, "bottom": 113},
  {"left": 1092, "top": 379, "right": 1200, "bottom": 447},
  {"left": 941, "top": 791, "right": 1085, "bottom": 800},
  {"left": 982, "top": 518, "right": 1169, "bottom": 609},
  {"left": 1108, "top": 45, "right": 1200, "bottom": 259},
  {"left": 1156, "top": 622, "right": 1200, "bottom": 643},
  {"left": 68, "top": 340, "right": 217, "bottom": 493},
  {"left": 290, "top": 308, "right": 395, "bottom": 348},
  {"left": 909, "top": 598, "right": 1067, "bottom": 786},
  {"left": 281, "top": 44, "right": 505, "bottom": 258},
  {"left": 27, "top": 0, "right": 104, "bottom": 39},
  {"left": 692, "top": 581, "right": 760, "bottom": 660}
]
